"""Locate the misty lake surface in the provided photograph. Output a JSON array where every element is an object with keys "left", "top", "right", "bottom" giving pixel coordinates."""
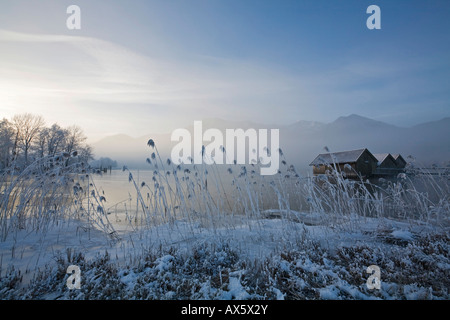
[
  {"left": 91, "top": 167, "right": 282, "bottom": 210},
  {"left": 92, "top": 168, "right": 238, "bottom": 209},
  {"left": 90, "top": 169, "right": 158, "bottom": 230},
  {"left": 89, "top": 166, "right": 299, "bottom": 231},
  {"left": 89, "top": 166, "right": 446, "bottom": 232}
]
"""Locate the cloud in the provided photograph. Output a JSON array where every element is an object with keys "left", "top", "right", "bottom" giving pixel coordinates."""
[
  {"left": 0, "top": 29, "right": 84, "bottom": 43},
  {"left": 0, "top": 29, "right": 314, "bottom": 137},
  {"left": 1, "top": 28, "right": 447, "bottom": 140}
]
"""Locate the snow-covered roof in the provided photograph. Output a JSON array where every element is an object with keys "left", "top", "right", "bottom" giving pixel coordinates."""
[
  {"left": 309, "top": 148, "right": 373, "bottom": 166},
  {"left": 391, "top": 154, "right": 406, "bottom": 162},
  {"left": 373, "top": 153, "right": 390, "bottom": 163}
]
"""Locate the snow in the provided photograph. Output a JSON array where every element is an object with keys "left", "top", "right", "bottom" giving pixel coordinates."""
[
  {"left": 222, "top": 271, "right": 250, "bottom": 300},
  {"left": 119, "top": 270, "right": 139, "bottom": 291},
  {"left": 0, "top": 219, "right": 111, "bottom": 283},
  {"left": 319, "top": 285, "right": 341, "bottom": 300},
  {"left": 0, "top": 212, "right": 449, "bottom": 300},
  {"left": 391, "top": 230, "right": 414, "bottom": 241},
  {"left": 155, "top": 255, "right": 174, "bottom": 273}
]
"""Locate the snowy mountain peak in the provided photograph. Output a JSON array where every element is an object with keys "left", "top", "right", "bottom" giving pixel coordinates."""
[{"left": 331, "top": 114, "right": 396, "bottom": 128}]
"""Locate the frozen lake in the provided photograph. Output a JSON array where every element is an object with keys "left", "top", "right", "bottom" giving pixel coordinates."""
[
  {"left": 88, "top": 165, "right": 448, "bottom": 234},
  {"left": 90, "top": 167, "right": 280, "bottom": 231}
]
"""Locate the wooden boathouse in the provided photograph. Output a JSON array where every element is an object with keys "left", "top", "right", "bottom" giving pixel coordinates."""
[
  {"left": 310, "top": 148, "right": 406, "bottom": 178},
  {"left": 309, "top": 148, "right": 378, "bottom": 178}
]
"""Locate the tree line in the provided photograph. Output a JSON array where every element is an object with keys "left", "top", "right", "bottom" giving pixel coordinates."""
[{"left": 0, "top": 113, "right": 93, "bottom": 170}]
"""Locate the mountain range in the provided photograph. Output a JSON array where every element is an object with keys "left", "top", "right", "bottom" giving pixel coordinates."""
[{"left": 91, "top": 114, "right": 450, "bottom": 173}]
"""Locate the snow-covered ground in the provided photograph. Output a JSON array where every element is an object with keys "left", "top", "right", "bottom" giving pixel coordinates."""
[{"left": 1, "top": 212, "right": 448, "bottom": 300}]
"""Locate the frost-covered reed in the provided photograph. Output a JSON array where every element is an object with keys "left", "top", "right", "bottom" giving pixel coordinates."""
[
  {"left": 1, "top": 140, "right": 448, "bottom": 244},
  {"left": 115, "top": 141, "right": 449, "bottom": 238},
  {"left": 0, "top": 152, "right": 117, "bottom": 241}
]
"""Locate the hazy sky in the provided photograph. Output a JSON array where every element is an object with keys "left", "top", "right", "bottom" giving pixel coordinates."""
[{"left": 1, "top": 0, "right": 449, "bottom": 142}]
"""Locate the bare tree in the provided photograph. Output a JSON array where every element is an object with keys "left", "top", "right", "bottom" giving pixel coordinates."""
[
  {"left": 35, "top": 128, "right": 48, "bottom": 159},
  {"left": 64, "top": 125, "right": 86, "bottom": 155},
  {"left": 0, "top": 118, "right": 15, "bottom": 169},
  {"left": 4, "top": 114, "right": 94, "bottom": 171},
  {"left": 12, "top": 113, "right": 45, "bottom": 165},
  {"left": 46, "top": 124, "right": 68, "bottom": 157},
  {"left": 78, "top": 144, "right": 94, "bottom": 164}
]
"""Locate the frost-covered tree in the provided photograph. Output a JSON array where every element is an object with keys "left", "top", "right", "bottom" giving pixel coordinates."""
[
  {"left": 90, "top": 157, "right": 118, "bottom": 169},
  {"left": 1, "top": 114, "right": 93, "bottom": 171},
  {"left": 0, "top": 118, "right": 15, "bottom": 169},
  {"left": 64, "top": 125, "right": 86, "bottom": 155},
  {"left": 78, "top": 144, "right": 94, "bottom": 164},
  {"left": 43, "top": 123, "right": 68, "bottom": 157},
  {"left": 12, "top": 113, "right": 45, "bottom": 165}
]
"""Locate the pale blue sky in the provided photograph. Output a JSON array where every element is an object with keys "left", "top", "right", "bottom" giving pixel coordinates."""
[{"left": 0, "top": 0, "right": 449, "bottom": 141}]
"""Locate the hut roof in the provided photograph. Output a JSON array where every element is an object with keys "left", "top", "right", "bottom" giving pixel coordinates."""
[
  {"left": 391, "top": 154, "right": 405, "bottom": 161},
  {"left": 391, "top": 153, "right": 407, "bottom": 168},
  {"left": 373, "top": 153, "right": 395, "bottom": 165},
  {"left": 309, "top": 148, "right": 376, "bottom": 166},
  {"left": 373, "top": 153, "right": 389, "bottom": 162}
]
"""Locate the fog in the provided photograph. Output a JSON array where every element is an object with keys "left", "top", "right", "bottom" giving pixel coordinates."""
[{"left": 91, "top": 114, "right": 450, "bottom": 173}]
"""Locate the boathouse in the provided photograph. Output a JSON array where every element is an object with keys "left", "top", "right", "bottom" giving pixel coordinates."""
[{"left": 309, "top": 148, "right": 378, "bottom": 178}]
